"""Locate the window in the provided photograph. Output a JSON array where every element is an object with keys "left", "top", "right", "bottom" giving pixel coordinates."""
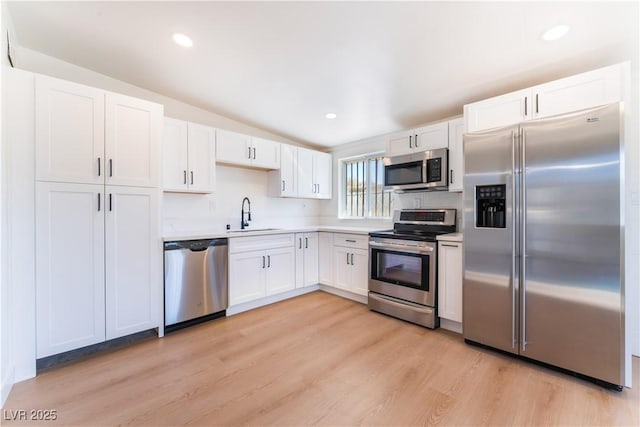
[{"left": 341, "top": 154, "right": 394, "bottom": 218}]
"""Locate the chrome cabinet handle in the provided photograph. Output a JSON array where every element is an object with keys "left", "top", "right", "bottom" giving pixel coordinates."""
[
  {"left": 109, "top": 193, "right": 113, "bottom": 212},
  {"left": 346, "top": 253, "right": 350, "bottom": 265},
  {"left": 345, "top": 239, "right": 356, "bottom": 243},
  {"left": 97, "top": 158, "right": 101, "bottom": 177},
  {"left": 267, "top": 255, "right": 271, "bottom": 268},
  {"left": 299, "top": 238, "right": 302, "bottom": 249},
  {"left": 305, "top": 237, "right": 308, "bottom": 248},
  {"left": 262, "top": 256, "right": 265, "bottom": 268},
  {"left": 282, "top": 180, "right": 285, "bottom": 192},
  {"left": 350, "top": 253, "right": 354, "bottom": 265},
  {"left": 414, "top": 134, "right": 418, "bottom": 147},
  {"left": 450, "top": 169, "right": 453, "bottom": 184},
  {"left": 535, "top": 94, "right": 539, "bottom": 114},
  {"left": 252, "top": 147, "right": 256, "bottom": 159},
  {"left": 441, "top": 244, "right": 458, "bottom": 248},
  {"left": 97, "top": 193, "right": 101, "bottom": 211},
  {"left": 524, "top": 97, "right": 528, "bottom": 116},
  {"left": 409, "top": 135, "right": 412, "bottom": 149},
  {"left": 190, "top": 171, "right": 194, "bottom": 185},
  {"left": 183, "top": 170, "right": 187, "bottom": 184},
  {"left": 109, "top": 159, "right": 113, "bottom": 177}
]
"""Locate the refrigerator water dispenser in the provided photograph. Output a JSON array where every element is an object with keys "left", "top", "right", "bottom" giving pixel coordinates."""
[{"left": 476, "top": 184, "right": 506, "bottom": 228}]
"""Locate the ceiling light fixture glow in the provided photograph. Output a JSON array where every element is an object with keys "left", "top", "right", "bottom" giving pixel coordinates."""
[
  {"left": 325, "top": 113, "right": 337, "bottom": 119},
  {"left": 542, "top": 24, "right": 570, "bottom": 41},
  {"left": 173, "top": 33, "right": 193, "bottom": 47}
]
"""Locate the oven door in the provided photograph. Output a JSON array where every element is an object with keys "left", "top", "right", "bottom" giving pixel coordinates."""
[{"left": 369, "top": 240, "right": 436, "bottom": 307}]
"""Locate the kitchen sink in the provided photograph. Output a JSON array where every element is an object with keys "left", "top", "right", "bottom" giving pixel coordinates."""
[{"left": 227, "top": 228, "right": 280, "bottom": 233}]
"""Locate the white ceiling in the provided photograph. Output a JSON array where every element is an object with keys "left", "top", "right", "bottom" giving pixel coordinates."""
[{"left": 7, "top": 1, "right": 638, "bottom": 147}]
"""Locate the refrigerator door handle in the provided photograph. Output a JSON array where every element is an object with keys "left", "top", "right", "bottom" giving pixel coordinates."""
[
  {"left": 520, "top": 127, "right": 528, "bottom": 352},
  {"left": 511, "top": 130, "right": 518, "bottom": 349}
]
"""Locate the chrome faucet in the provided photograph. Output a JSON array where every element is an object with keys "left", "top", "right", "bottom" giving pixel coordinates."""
[{"left": 241, "top": 197, "right": 251, "bottom": 230}]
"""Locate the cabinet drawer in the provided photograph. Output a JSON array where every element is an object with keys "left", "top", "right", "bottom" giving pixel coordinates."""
[
  {"left": 333, "top": 233, "right": 368, "bottom": 250},
  {"left": 229, "top": 233, "right": 294, "bottom": 253}
]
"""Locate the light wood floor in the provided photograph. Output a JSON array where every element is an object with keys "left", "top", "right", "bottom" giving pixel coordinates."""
[{"left": 4, "top": 291, "right": 639, "bottom": 426}]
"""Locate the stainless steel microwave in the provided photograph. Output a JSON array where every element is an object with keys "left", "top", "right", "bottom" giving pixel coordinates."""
[{"left": 383, "top": 148, "right": 448, "bottom": 192}]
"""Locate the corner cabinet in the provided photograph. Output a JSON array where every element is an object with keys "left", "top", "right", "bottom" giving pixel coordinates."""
[
  {"left": 163, "top": 118, "right": 216, "bottom": 193},
  {"left": 216, "top": 129, "right": 280, "bottom": 170},
  {"left": 464, "top": 62, "right": 628, "bottom": 132},
  {"left": 268, "top": 146, "right": 332, "bottom": 200},
  {"left": 437, "top": 240, "right": 463, "bottom": 324},
  {"left": 386, "top": 121, "right": 449, "bottom": 157}
]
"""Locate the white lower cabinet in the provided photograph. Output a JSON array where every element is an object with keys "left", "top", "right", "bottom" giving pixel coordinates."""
[
  {"left": 318, "top": 232, "right": 333, "bottom": 285},
  {"left": 36, "top": 182, "right": 160, "bottom": 357},
  {"left": 332, "top": 236, "right": 369, "bottom": 296},
  {"left": 229, "top": 234, "right": 296, "bottom": 306},
  {"left": 437, "top": 241, "right": 463, "bottom": 323},
  {"left": 295, "top": 232, "right": 319, "bottom": 288}
]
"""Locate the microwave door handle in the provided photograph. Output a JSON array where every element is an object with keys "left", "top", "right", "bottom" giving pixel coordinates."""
[{"left": 423, "top": 160, "right": 427, "bottom": 184}]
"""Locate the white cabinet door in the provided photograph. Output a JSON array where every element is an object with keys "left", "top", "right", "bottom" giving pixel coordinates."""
[
  {"left": 303, "top": 233, "right": 319, "bottom": 286},
  {"left": 448, "top": 118, "right": 464, "bottom": 192},
  {"left": 105, "top": 186, "right": 160, "bottom": 339},
  {"left": 532, "top": 64, "right": 623, "bottom": 119},
  {"left": 314, "top": 152, "right": 332, "bottom": 199},
  {"left": 438, "top": 241, "right": 463, "bottom": 323},
  {"left": 414, "top": 122, "right": 448, "bottom": 151},
  {"left": 464, "top": 88, "right": 531, "bottom": 132},
  {"left": 386, "top": 129, "right": 414, "bottom": 157},
  {"left": 294, "top": 234, "right": 305, "bottom": 288},
  {"left": 229, "top": 250, "right": 266, "bottom": 305},
  {"left": 216, "top": 129, "right": 252, "bottom": 166},
  {"left": 265, "top": 247, "right": 296, "bottom": 296},
  {"left": 297, "top": 147, "right": 315, "bottom": 198},
  {"left": 251, "top": 137, "right": 281, "bottom": 169},
  {"left": 187, "top": 122, "right": 216, "bottom": 193},
  {"left": 36, "top": 182, "right": 105, "bottom": 357},
  {"left": 163, "top": 118, "right": 189, "bottom": 192},
  {"left": 318, "top": 232, "right": 333, "bottom": 285},
  {"left": 35, "top": 75, "right": 105, "bottom": 185},
  {"left": 332, "top": 245, "right": 352, "bottom": 290},
  {"left": 105, "top": 92, "right": 162, "bottom": 188},
  {"left": 280, "top": 144, "right": 297, "bottom": 197},
  {"left": 350, "top": 249, "right": 369, "bottom": 296}
]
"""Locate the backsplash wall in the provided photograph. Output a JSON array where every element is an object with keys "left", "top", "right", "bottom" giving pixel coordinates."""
[{"left": 396, "top": 191, "right": 463, "bottom": 230}]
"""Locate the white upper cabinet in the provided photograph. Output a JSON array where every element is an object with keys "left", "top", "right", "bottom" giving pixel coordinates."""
[
  {"left": 216, "top": 130, "right": 280, "bottom": 170},
  {"left": 464, "top": 88, "right": 530, "bottom": 133},
  {"left": 464, "top": 63, "right": 628, "bottom": 132},
  {"left": 276, "top": 144, "right": 297, "bottom": 197},
  {"left": 314, "top": 151, "right": 332, "bottom": 199},
  {"left": 296, "top": 147, "right": 315, "bottom": 198},
  {"left": 35, "top": 75, "right": 162, "bottom": 188},
  {"left": 448, "top": 118, "right": 464, "bottom": 192},
  {"left": 163, "top": 118, "right": 189, "bottom": 192},
  {"left": 251, "top": 137, "right": 281, "bottom": 170},
  {"left": 35, "top": 75, "right": 105, "bottom": 185},
  {"left": 386, "top": 122, "right": 448, "bottom": 156},
  {"left": 531, "top": 63, "right": 623, "bottom": 120},
  {"left": 216, "top": 129, "right": 252, "bottom": 166},
  {"left": 163, "top": 118, "right": 216, "bottom": 193},
  {"left": 105, "top": 93, "right": 162, "bottom": 188},
  {"left": 296, "top": 148, "right": 332, "bottom": 199}
]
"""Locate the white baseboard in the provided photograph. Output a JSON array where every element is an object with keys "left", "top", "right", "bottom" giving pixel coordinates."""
[
  {"left": 440, "top": 318, "right": 463, "bottom": 334},
  {"left": 318, "top": 285, "right": 367, "bottom": 304},
  {"left": 227, "top": 285, "right": 320, "bottom": 316},
  {"left": 1, "top": 366, "right": 15, "bottom": 408}
]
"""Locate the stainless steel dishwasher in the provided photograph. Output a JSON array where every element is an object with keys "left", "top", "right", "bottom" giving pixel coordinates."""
[{"left": 164, "top": 238, "right": 228, "bottom": 332}]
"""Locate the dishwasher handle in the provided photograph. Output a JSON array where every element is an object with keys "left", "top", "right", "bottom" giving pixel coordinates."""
[{"left": 164, "top": 238, "right": 228, "bottom": 252}]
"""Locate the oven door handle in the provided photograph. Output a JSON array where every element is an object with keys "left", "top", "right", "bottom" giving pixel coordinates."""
[
  {"left": 369, "top": 241, "right": 434, "bottom": 254},
  {"left": 368, "top": 293, "right": 434, "bottom": 314}
]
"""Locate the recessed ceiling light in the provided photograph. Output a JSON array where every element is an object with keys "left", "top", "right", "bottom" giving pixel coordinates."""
[
  {"left": 542, "top": 25, "right": 570, "bottom": 41},
  {"left": 325, "top": 113, "right": 337, "bottom": 119},
  {"left": 173, "top": 33, "right": 193, "bottom": 47}
]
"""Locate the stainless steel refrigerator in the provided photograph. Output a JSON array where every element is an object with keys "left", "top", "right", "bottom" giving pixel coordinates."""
[{"left": 463, "top": 102, "right": 626, "bottom": 389}]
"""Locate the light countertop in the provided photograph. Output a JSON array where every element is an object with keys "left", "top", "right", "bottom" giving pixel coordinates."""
[
  {"left": 436, "top": 232, "right": 463, "bottom": 242},
  {"left": 163, "top": 225, "right": 386, "bottom": 242}
]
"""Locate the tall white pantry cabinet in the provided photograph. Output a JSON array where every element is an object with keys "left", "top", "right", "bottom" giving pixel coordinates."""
[{"left": 33, "top": 74, "right": 163, "bottom": 358}]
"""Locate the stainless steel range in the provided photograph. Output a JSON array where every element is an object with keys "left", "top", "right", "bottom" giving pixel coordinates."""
[{"left": 368, "top": 209, "right": 456, "bottom": 328}]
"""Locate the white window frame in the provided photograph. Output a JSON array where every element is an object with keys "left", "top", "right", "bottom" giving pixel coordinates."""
[{"left": 338, "top": 151, "right": 393, "bottom": 220}]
